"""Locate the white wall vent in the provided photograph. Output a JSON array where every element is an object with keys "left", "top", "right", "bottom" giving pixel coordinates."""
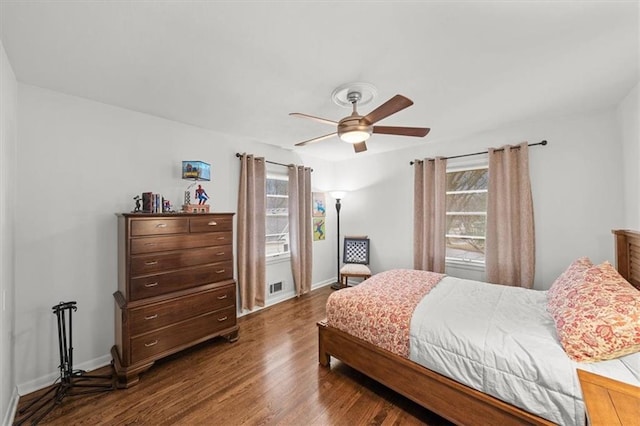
[{"left": 269, "top": 281, "right": 284, "bottom": 294}]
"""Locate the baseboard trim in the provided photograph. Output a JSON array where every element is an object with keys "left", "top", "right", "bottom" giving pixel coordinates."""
[
  {"left": 16, "top": 354, "right": 112, "bottom": 396},
  {"left": 2, "top": 386, "right": 19, "bottom": 426},
  {"left": 238, "top": 279, "right": 334, "bottom": 318},
  {"left": 312, "top": 278, "right": 335, "bottom": 290}
]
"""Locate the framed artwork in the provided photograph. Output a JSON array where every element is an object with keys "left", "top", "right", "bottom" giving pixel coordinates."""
[
  {"left": 312, "top": 192, "right": 326, "bottom": 217},
  {"left": 313, "top": 218, "right": 325, "bottom": 241}
]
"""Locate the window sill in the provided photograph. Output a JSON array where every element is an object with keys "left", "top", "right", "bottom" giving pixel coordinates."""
[
  {"left": 445, "top": 259, "right": 485, "bottom": 272},
  {"left": 266, "top": 254, "right": 291, "bottom": 265}
]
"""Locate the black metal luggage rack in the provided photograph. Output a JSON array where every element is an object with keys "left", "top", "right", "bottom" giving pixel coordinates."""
[{"left": 14, "top": 301, "right": 115, "bottom": 425}]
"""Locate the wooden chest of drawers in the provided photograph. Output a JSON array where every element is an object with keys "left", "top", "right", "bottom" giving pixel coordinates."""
[{"left": 112, "top": 213, "right": 238, "bottom": 388}]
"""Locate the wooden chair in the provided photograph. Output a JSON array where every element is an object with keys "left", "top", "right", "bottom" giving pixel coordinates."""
[{"left": 339, "top": 236, "right": 371, "bottom": 288}]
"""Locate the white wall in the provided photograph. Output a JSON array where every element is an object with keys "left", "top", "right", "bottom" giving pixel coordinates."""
[
  {"left": 14, "top": 84, "right": 336, "bottom": 393},
  {"left": 617, "top": 82, "right": 640, "bottom": 229},
  {"left": 0, "top": 41, "right": 18, "bottom": 425},
  {"left": 9, "top": 77, "right": 637, "bottom": 405},
  {"left": 334, "top": 109, "right": 625, "bottom": 290}
]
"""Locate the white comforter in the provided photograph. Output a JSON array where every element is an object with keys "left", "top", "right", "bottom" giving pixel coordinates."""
[{"left": 409, "top": 276, "right": 640, "bottom": 426}]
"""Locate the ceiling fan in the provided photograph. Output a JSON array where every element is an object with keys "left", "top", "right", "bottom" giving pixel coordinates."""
[{"left": 290, "top": 91, "right": 430, "bottom": 153}]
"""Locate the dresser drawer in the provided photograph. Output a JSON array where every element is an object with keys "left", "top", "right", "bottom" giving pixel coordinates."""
[
  {"left": 130, "top": 218, "right": 189, "bottom": 236},
  {"left": 190, "top": 215, "right": 233, "bottom": 233},
  {"left": 130, "top": 306, "right": 237, "bottom": 364},
  {"left": 129, "top": 261, "right": 233, "bottom": 300},
  {"left": 129, "top": 285, "right": 235, "bottom": 336},
  {"left": 131, "top": 232, "right": 232, "bottom": 255},
  {"left": 130, "top": 245, "right": 233, "bottom": 276}
]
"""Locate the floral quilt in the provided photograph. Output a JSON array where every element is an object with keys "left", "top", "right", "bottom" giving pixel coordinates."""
[{"left": 326, "top": 269, "right": 445, "bottom": 357}]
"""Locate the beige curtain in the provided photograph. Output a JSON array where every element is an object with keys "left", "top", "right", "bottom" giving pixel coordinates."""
[
  {"left": 288, "top": 165, "right": 313, "bottom": 296},
  {"left": 413, "top": 157, "right": 447, "bottom": 273},
  {"left": 237, "top": 154, "right": 266, "bottom": 310},
  {"left": 485, "top": 142, "right": 535, "bottom": 288}
]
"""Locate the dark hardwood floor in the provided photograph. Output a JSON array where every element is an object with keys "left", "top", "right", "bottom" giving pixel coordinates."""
[{"left": 14, "top": 285, "right": 452, "bottom": 425}]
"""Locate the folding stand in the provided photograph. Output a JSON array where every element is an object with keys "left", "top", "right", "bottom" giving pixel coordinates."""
[{"left": 14, "top": 301, "right": 114, "bottom": 425}]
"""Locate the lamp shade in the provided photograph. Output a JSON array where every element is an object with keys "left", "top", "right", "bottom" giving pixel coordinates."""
[
  {"left": 330, "top": 190, "right": 347, "bottom": 200},
  {"left": 182, "top": 161, "right": 211, "bottom": 181}
]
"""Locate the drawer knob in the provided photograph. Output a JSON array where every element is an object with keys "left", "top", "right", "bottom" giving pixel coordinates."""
[
  {"left": 144, "top": 260, "right": 158, "bottom": 266},
  {"left": 216, "top": 237, "right": 225, "bottom": 240},
  {"left": 144, "top": 340, "right": 158, "bottom": 347},
  {"left": 217, "top": 295, "right": 227, "bottom": 300},
  {"left": 156, "top": 223, "right": 167, "bottom": 228},
  {"left": 208, "top": 221, "right": 218, "bottom": 226},
  {"left": 216, "top": 269, "right": 225, "bottom": 274},
  {"left": 145, "top": 282, "right": 159, "bottom": 288},
  {"left": 144, "top": 314, "right": 158, "bottom": 320},
  {"left": 144, "top": 243, "right": 157, "bottom": 247},
  {"left": 217, "top": 316, "right": 228, "bottom": 322},
  {"left": 216, "top": 252, "right": 225, "bottom": 256}
]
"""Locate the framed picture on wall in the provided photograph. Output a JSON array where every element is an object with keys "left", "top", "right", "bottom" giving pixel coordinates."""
[
  {"left": 313, "top": 192, "right": 326, "bottom": 217},
  {"left": 313, "top": 218, "right": 325, "bottom": 241}
]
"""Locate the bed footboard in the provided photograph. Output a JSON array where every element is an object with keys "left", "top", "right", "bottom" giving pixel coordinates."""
[{"left": 317, "top": 320, "right": 553, "bottom": 426}]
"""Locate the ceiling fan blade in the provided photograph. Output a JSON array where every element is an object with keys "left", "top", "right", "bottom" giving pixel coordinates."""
[
  {"left": 373, "top": 126, "right": 431, "bottom": 137},
  {"left": 294, "top": 132, "right": 337, "bottom": 147},
  {"left": 361, "top": 94, "right": 413, "bottom": 125},
  {"left": 289, "top": 113, "right": 338, "bottom": 126},
  {"left": 353, "top": 141, "right": 367, "bottom": 153}
]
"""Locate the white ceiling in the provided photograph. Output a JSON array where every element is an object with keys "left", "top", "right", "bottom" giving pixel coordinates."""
[{"left": 1, "top": 1, "right": 638, "bottom": 161}]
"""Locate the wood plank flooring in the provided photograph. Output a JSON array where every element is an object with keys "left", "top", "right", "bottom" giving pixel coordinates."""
[{"left": 14, "top": 286, "right": 452, "bottom": 425}]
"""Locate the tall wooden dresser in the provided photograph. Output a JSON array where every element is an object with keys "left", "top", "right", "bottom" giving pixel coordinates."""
[{"left": 112, "top": 212, "right": 238, "bottom": 388}]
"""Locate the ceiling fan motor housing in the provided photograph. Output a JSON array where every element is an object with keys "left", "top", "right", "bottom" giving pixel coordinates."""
[
  {"left": 338, "top": 91, "right": 372, "bottom": 143},
  {"left": 338, "top": 115, "right": 372, "bottom": 142}
]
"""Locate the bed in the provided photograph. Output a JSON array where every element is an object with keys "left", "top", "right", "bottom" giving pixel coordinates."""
[{"left": 317, "top": 229, "right": 640, "bottom": 425}]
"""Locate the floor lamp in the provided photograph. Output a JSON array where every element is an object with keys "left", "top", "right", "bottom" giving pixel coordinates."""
[{"left": 330, "top": 191, "right": 346, "bottom": 290}]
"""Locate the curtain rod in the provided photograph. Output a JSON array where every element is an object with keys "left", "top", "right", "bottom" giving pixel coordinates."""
[
  {"left": 235, "top": 153, "right": 313, "bottom": 172},
  {"left": 409, "top": 140, "right": 548, "bottom": 165}
]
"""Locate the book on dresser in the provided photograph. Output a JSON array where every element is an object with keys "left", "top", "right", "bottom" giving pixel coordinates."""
[{"left": 112, "top": 212, "right": 238, "bottom": 388}]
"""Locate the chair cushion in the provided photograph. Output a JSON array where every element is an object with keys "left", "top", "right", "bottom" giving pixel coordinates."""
[{"left": 340, "top": 263, "right": 371, "bottom": 275}]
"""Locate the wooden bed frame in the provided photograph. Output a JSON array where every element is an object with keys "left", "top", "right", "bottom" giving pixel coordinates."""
[
  {"left": 613, "top": 229, "right": 640, "bottom": 290},
  {"left": 317, "top": 229, "right": 640, "bottom": 426}
]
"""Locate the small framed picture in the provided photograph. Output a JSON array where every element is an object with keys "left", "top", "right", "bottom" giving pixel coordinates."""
[
  {"left": 313, "top": 192, "right": 326, "bottom": 217},
  {"left": 313, "top": 218, "right": 325, "bottom": 241}
]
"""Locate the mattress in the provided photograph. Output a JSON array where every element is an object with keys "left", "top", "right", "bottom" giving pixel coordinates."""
[{"left": 409, "top": 276, "right": 640, "bottom": 426}]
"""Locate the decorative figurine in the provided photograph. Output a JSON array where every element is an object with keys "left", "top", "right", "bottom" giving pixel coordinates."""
[
  {"left": 195, "top": 184, "right": 209, "bottom": 205},
  {"left": 132, "top": 195, "right": 142, "bottom": 213},
  {"left": 182, "top": 183, "right": 210, "bottom": 213}
]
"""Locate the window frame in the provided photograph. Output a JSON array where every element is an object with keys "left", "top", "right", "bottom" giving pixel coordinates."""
[
  {"left": 445, "top": 162, "right": 488, "bottom": 270},
  {"left": 265, "top": 172, "right": 291, "bottom": 262}
]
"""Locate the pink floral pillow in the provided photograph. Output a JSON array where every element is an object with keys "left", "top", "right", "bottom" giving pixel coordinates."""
[
  {"left": 551, "top": 262, "right": 640, "bottom": 362},
  {"left": 547, "top": 257, "right": 593, "bottom": 316}
]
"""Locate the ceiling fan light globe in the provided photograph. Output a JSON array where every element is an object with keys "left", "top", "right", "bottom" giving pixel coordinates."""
[{"left": 340, "top": 130, "right": 371, "bottom": 143}]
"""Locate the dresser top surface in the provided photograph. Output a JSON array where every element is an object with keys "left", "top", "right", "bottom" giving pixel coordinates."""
[{"left": 118, "top": 212, "right": 235, "bottom": 218}]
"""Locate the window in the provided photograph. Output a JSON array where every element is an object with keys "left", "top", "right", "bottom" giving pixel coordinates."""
[
  {"left": 266, "top": 175, "right": 290, "bottom": 258},
  {"left": 445, "top": 166, "right": 488, "bottom": 265}
]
